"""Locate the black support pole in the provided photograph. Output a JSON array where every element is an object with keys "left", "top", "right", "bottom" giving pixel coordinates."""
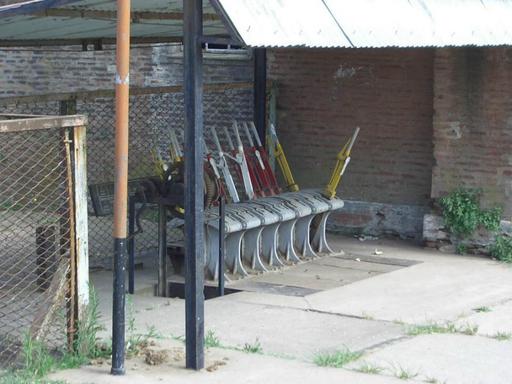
[
  {"left": 157, "top": 203, "right": 167, "bottom": 297},
  {"left": 253, "top": 48, "right": 267, "bottom": 143},
  {"left": 128, "top": 197, "right": 135, "bottom": 294},
  {"left": 218, "top": 196, "right": 225, "bottom": 297},
  {"left": 183, "top": 0, "right": 205, "bottom": 370}
]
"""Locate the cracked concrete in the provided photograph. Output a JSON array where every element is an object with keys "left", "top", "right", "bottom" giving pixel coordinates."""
[{"left": 48, "top": 235, "right": 512, "bottom": 384}]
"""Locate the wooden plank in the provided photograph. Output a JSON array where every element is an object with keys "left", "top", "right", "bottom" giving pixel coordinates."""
[
  {"left": 73, "top": 125, "right": 89, "bottom": 320},
  {"left": 0, "top": 82, "right": 254, "bottom": 106},
  {"left": 36, "top": 8, "right": 220, "bottom": 22},
  {"left": 30, "top": 260, "right": 69, "bottom": 341},
  {"left": 0, "top": 115, "right": 88, "bottom": 133},
  {"left": 63, "top": 126, "right": 77, "bottom": 349}
]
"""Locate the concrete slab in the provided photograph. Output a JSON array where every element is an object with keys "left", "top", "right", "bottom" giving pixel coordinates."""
[
  {"left": 306, "top": 255, "right": 512, "bottom": 323},
  {"left": 455, "top": 300, "right": 512, "bottom": 337},
  {"left": 347, "top": 334, "right": 512, "bottom": 384},
  {"left": 49, "top": 339, "right": 406, "bottom": 384},
  {"left": 94, "top": 291, "right": 406, "bottom": 360}
]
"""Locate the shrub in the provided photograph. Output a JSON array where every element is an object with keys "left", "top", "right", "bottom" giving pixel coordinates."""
[
  {"left": 490, "top": 235, "right": 512, "bottom": 263},
  {"left": 439, "top": 189, "right": 502, "bottom": 238}
]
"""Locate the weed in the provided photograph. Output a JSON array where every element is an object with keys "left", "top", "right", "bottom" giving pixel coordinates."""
[
  {"left": 492, "top": 332, "right": 512, "bottom": 341},
  {"left": 458, "top": 323, "right": 478, "bottom": 336},
  {"left": 439, "top": 189, "right": 502, "bottom": 237},
  {"left": 407, "top": 323, "right": 456, "bottom": 336},
  {"left": 407, "top": 322, "right": 477, "bottom": 336},
  {"left": 242, "top": 339, "right": 262, "bottom": 354},
  {"left": 473, "top": 306, "right": 491, "bottom": 313},
  {"left": 313, "top": 348, "right": 362, "bottom": 368},
  {"left": 425, "top": 377, "right": 446, "bottom": 384},
  {"left": 392, "top": 365, "right": 418, "bottom": 380},
  {"left": 355, "top": 362, "right": 383, "bottom": 374},
  {"left": 456, "top": 243, "right": 467, "bottom": 255},
  {"left": 490, "top": 235, "right": 512, "bottom": 263},
  {"left": 74, "top": 285, "right": 108, "bottom": 360},
  {"left": 361, "top": 312, "right": 375, "bottom": 320},
  {"left": 204, "top": 330, "right": 221, "bottom": 348},
  {"left": 21, "top": 334, "right": 56, "bottom": 378}
]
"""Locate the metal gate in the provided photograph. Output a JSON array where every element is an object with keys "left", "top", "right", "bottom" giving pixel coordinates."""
[{"left": 0, "top": 114, "right": 88, "bottom": 366}]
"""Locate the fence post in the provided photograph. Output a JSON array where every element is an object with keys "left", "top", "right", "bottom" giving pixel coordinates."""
[{"left": 72, "top": 125, "right": 89, "bottom": 322}]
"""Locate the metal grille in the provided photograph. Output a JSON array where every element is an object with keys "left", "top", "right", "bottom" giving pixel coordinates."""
[
  {"left": 0, "top": 119, "right": 76, "bottom": 366},
  {"left": 0, "top": 84, "right": 254, "bottom": 270}
]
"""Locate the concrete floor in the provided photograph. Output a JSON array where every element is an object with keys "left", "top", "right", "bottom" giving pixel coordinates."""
[{"left": 49, "top": 235, "right": 512, "bottom": 384}]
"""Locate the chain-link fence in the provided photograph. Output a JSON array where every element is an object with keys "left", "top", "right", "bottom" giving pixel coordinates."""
[
  {"left": 0, "top": 115, "right": 83, "bottom": 366},
  {"left": 1, "top": 83, "right": 255, "bottom": 270}
]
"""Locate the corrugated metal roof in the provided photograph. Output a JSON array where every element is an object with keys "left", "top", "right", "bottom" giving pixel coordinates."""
[
  {"left": 322, "top": 0, "right": 512, "bottom": 47},
  {"left": 0, "top": 0, "right": 230, "bottom": 43},
  {"left": 1, "top": 0, "right": 512, "bottom": 47},
  {"left": 215, "top": 0, "right": 512, "bottom": 48},
  {"left": 212, "top": 0, "right": 352, "bottom": 48}
]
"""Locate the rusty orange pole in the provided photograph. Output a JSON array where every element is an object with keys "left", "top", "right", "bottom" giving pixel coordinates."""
[{"left": 111, "top": 0, "right": 131, "bottom": 376}]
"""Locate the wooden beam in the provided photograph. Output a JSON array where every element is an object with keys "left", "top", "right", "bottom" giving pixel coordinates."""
[
  {"left": 35, "top": 8, "right": 219, "bottom": 22},
  {"left": 72, "top": 125, "right": 89, "bottom": 325},
  {"left": 0, "top": 36, "right": 184, "bottom": 47},
  {"left": 0, "top": 115, "right": 88, "bottom": 133},
  {"left": 0, "top": 82, "right": 254, "bottom": 106}
]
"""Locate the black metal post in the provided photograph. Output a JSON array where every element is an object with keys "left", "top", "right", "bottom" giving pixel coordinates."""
[
  {"left": 128, "top": 197, "right": 135, "bottom": 294},
  {"left": 157, "top": 203, "right": 167, "bottom": 297},
  {"left": 253, "top": 48, "right": 267, "bottom": 143},
  {"left": 111, "top": 239, "right": 126, "bottom": 375},
  {"left": 218, "top": 196, "right": 225, "bottom": 296},
  {"left": 183, "top": 0, "right": 205, "bottom": 370}
]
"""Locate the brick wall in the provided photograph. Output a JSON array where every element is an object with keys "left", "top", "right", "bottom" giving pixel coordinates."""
[
  {"left": 268, "top": 49, "right": 435, "bottom": 239},
  {"left": 268, "top": 48, "right": 435, "bottom": 205},
  {"left": 0, "top": 45, "right": 252, "bottom": 97},
  {"left": 432, "top": 48, "right": 512, "bottom": 215}
]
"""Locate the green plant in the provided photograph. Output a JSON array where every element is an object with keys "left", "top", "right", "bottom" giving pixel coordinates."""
[
  {"left": 313, "top": 348, "right": 362, "bottom": 368},
  {"left": 242, "top": 339, "right": 262, "bottom": 354},
  {"left": 479, "top": 207, "right": 502, "bottom": 231},
  {"left": 407, "top": 322, "right": 477, "bottom": 336},
  {"left": 425, "top": 377, "right": 446, "bottom": 384},
  {"left": 490, "top": 235, "right": 512, "bottom": 263},
  {"left": 492, "top": 332, "right": 512, "bottom": 341},
  {"left": 458, "top": 323, "right": 479, "bottom": 335},
  {"left": 204, "top": 330, "right": 221, "bottom": 348},
  {"left": 355, "top": 362, "right": 383, "bottom": 374},
  {"left": 74, "top": 285, "right": 107, "bottom": 360},
  {"left": 439, "top": 189, "right": 481, "bottom": 236},
  {"left": 439, "top": 189, "right": 502, "bottom": 237},
  {"left": 21, "top": 334, "right": 56, "bottom": 378},
  {"left": 392, "top": 365, "right": 418, "bottom": 380},
  {"left": 473, "top": 306, "right": 491, "bottom": 313},
  {"left": 456, "top": 243, "right": 467, "bottom": 255},
  {"left": 407, "top": 323, "right": 457, "bottom": 336}
]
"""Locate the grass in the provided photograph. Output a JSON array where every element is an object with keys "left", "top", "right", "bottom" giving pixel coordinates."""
[
  {"left": 492, "top": 332, "right": 512, "bottom": 341},
  {"left": 425, "top": 377, "right": 446, "bottom": 384},
  {"left": 1, "top": 285, "right": 112, "bottom": 383},
  {"left": 407, "top": 323, "right": 457, "bottom": 336},
  {"left": 242, "top": 339, "right": 262, "bottom": 354},
  {"left": 407, "top": 322, "right": 478, "bottom": 336},
  {"left": 473, "top": 306, "right": 491, "bottom": 313},
  {"left": 393, "top": 365, "right": 418, "bottom": 380},
  {"left": 457, "top": 323, "right": 479, "bottom": 336},
  {"left": 354, "top": 362, "right": 383, "bottom": 374},
  {"left": 204, "top": 330, "right": 221, "bottom": 348},
  {"left": 313, "top": 348, "right": 362, "bottom": 368}
]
